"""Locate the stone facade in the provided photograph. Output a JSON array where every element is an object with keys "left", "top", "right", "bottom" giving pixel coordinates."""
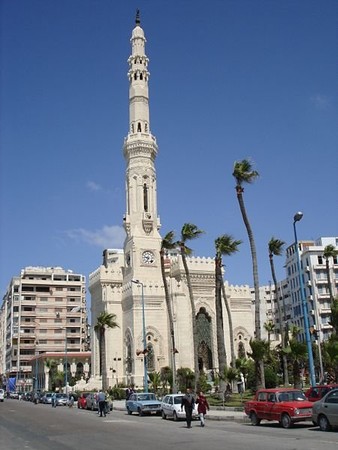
[{"left": 88, "top": 14, "right": 255, "bottom": 390}]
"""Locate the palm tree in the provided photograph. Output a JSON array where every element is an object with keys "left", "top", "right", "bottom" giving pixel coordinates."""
[
  {"left": 215, "top": 234, "right": 242, "bottom": 370},
  {"left": 233, "top": 159, "right": 265, "bottom": 389},
  {"left": 323, "top": 245, "right": 338, "bottom": 302},
  {"left": 268, "top": 237, "right": 289, "bottom": 386},
  {"left": 178, "top": 223, "right": 204, "bottom": 390},
  {"left": 148, "top": 371, "right": 161, "bottom": 394},
  {"left": 160, "top": 231, "right": 178, "bottom": 393},
  {"left": 263, "top": 321, "right": 275, "bottom": 350},
  {"left": 94, "top": 311, "right": 119, "bottom": 391},
  {"left": 247, "top": 339, "right": 269, "bottom": 389}
]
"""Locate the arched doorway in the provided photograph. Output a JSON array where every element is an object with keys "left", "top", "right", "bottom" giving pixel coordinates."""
[{"left": 196, "top": 307, "right": 213, "bottom": 371}]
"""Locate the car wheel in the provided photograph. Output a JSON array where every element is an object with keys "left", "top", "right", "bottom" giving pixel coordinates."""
[
  {"left": 138, "top": 407, "right": 143, "bottom": 416},
  {"left": 250, "top": 412, "right": 261, "bottom": 426},
  {"left": 127, "top": 407, "right": 132, "bottom": 415},
  {"left": 161, "top": 410, "right": 166, "bottom": 420},
  {"left": 281, "top": 413, "right": 292, "bottom": 429},
  {"left": 318, "top": 414, "right": 331, "bottom": 432}
]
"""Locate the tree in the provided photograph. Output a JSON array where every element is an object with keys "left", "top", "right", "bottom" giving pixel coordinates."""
[
  {"left": 233, "top": 159, "right": 265, "bottom": 389},
  {"left": 286, "top": 325, "right": 307, "bottom": 388},
  {"left": 247, "top": 339, "right": 269, "bottom": 391},
  {"left": 94, "top": 311, "right": 119, "bottom": 391},
  {"left": 323, "top": 245, "right": 338, "bottom": 302},
  {"left": 148, "top": 371, "right": 161, "bottom": 394},
  {"left": 263, "top": 321, "right": 275, "bottom": 350},
  {"left": 215, "top": 234, "right": 242, "bottom": 371},
  {"left": 268, "top": 237, "right": 289, "bottom": 386},
  {"left": 178, "top": 223, "right": 204, "bottom": 390},
  {"left": 160, "top": 231, "right": 178, "bottom": 393}
]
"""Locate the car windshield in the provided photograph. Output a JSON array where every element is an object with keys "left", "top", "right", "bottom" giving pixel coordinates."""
[
  {"left": 277, "top": 391, "right": 306, "bottom": 402},
  {"left": 137, "top": 394, "right": 156, "bottom": 401},
  {"left": 174, "top": 396, "right": 183, "bottom": 404}
]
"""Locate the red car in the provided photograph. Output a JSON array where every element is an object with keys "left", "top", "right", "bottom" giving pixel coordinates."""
[
  {"left": 77, "top": 392, "right": 91, "bottom": 409},
  {"left": 305, "top": 384, "right": 338, "bottom": 402},
  {"left": 244, "top": 388, "right": 313, "bottom": 428}
]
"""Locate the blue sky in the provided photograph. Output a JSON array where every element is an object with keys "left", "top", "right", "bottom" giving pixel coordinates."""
[{"left": 1, "top": 0, "right": 337, "bottom": 304}]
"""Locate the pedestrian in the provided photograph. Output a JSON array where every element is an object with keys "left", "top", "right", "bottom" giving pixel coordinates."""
[
  {"left": 51, "top": 392, "right": 57, "bottom": 408},
  {"left": 125, "top": 384, "right": 135, "bottom": 400},
  {"left": 181, "top": 387, "right": 195, "bottom": 428},
  {"left": 68, "top": 394, "right": 74, "bottom": 408},
  {"left": 196, "top": 391, "right": 210, "bottom": 427},
  {"left": 97, "top": 389, "right": 106, "bottom": 417}
]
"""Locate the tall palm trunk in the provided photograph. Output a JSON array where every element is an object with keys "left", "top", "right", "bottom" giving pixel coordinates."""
[
  {"left": 181, "top": 247, "right": 199, "bottom": 390},
  {"left": 215, "top": 255, "right": 227, "bottom": 391},
  {"left": 221, "top": 282, "right": 236, "bottom": 366},
  {"left": 236, "top": 187, "right": 265, "bottom": 388},
  {"left": 100, "top": 329, "right": 107, "bottom": 391},
  {"left": 160, "top": 249, "right": 177, "bottom": 393},
  {"left": 269, "top": 255, "right": 289, "bottom": 386}
]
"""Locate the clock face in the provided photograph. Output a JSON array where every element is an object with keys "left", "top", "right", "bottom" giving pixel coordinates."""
[{"left": 142, "top": 250, "right": 155, "bottom": 265}]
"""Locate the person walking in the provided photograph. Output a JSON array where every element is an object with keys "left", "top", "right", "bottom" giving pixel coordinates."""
[
  {"left": 196, "top": 391, "right": 210, "bottom": 427},
  {"left": 51, "top": 392, "right": 57, "bottom": 408},
  {"left": 181, "top": 387, "right": 195, "bottom": 428},
  {"left": 97, "top": 389, "right": 106, "bottom": 417}
]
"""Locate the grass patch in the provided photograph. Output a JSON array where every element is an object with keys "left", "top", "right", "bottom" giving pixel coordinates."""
[{"left": 207, "top": 391, "right": 253, "bottom": 408}]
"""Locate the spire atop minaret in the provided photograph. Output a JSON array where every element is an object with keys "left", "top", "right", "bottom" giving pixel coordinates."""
[{"left": 135, "top": 9, "right": 140, "bottom": 25}]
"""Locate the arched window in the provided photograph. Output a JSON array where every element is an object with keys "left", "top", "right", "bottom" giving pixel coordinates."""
[{"left": 137, "top": 122, "right": 141, "bottom": 132}]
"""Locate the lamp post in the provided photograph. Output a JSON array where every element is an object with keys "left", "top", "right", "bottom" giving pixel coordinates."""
[
  {"left": 64, "top": 330, "right": 68, "bottom": 396},
  {"left": 293, "top": 212, "right": 316, "bottom": 387},
  {"left": 132, "top": 279, "right": 148, "bottom": 392}
]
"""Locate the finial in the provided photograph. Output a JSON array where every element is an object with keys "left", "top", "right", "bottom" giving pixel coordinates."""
[{"left": 135, "top": 9, "right": 140, "bottom": 25}]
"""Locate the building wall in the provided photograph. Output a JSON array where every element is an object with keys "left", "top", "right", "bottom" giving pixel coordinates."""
[{"left": 0, "top": 266, "right": 88, "bottom": 391}]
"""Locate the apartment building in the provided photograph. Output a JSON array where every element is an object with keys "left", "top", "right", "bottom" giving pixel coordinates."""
[
  {"left": 1, "top": 266, "right": 88, "bottom": 391},
  {"left": 285, "top": 237, "right": 338, "bottom": 343}
]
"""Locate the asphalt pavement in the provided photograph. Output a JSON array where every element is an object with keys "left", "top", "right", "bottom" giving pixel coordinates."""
[{"left": 113, "top": 400, "right": 250, "bottom": 423}]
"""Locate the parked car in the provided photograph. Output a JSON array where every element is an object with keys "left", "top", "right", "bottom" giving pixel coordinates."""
[
  {"left": 126, "top": 392, "right": 162, "bottom": 416},
  {"left": 161, "top": 394, "right": 199, "bottom": 421},
  {"left": 86, "top": 393, "right": 113, "bottom": 412},
  {"left": 244, "top": 388, "right": 313, "bottom": 428},
  {"left": 55, "top": 393, "right": 68, "bottom": 406},
  {"left": 0, "top": 388, "right": 4, "bottom": 402},
  {"left": 9, "top": 391, "right": 19, "bottom": 399},
  {"left": 78, "top": 392, "right": 91, "bottom": 409},
  {"left": 41, "top": 392, "right": 53, "bottom": 404},
  {"left": 312, "top": 388, "right": 338, "bottom": 431},
  {"left": 305, "top": 384, "right": 338, "bottom": 402}
]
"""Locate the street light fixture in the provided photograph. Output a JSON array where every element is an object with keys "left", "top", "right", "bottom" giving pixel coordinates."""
[
  {"left": 131, "top": 279, "right": 148, "bottom": 392},
  {"left": 293, "top": 211, "right": 316, "bottom": 387}
]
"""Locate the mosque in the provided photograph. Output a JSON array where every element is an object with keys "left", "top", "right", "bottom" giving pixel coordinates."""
[{"left": 87, "top": 13, "right": 255, "bottom": 390}]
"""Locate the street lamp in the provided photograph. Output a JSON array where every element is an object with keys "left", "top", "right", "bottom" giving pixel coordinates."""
[
  {"left": 132, "top": 279, "right": 148, "bottom": 392},
  {"left": 293, "top": 212, "right": 316, "bottom": 387}
]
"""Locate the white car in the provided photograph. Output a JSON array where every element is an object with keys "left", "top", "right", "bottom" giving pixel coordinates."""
[
  {"left": 0, "top": 389, "right": 4, "bottom": 402},
  {"left": 161, "top": 394, "right": 199, "bottom": 421}
]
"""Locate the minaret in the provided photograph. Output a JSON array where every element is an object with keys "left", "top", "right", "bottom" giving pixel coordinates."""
[{"left": 123, "top": 10, "right": 162, "bottom": 277}]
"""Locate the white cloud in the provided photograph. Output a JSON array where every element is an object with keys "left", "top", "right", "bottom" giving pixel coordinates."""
[
  {"left": 86, "top": 181, "right": 102, "bottom": 192},
  {"left": 66, "top": 225, "right": 125, "bottom": 248},
  {"left": 310, "top": 94, "right": 330, "bottom": 110}
]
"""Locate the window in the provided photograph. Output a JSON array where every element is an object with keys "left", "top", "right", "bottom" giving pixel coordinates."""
[
  {"left": 318, "top": 256, "right": 323, "bottom": 264},
  {"left": 258, "top": 392, "right": 267, "bottom": 401},
  {"left": 55, "top": 297, "right": 63, "bottom": 302}
]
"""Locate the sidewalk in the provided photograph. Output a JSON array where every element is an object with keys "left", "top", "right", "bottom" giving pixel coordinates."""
[{"left": 112, "top": 400, "right": 250, "bottom": 423}]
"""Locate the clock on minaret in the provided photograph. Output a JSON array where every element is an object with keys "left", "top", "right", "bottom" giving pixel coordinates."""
[{"left": 142, "top": 250, "right": 155, "bottom": 265}]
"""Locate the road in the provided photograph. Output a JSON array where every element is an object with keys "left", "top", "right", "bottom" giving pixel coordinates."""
[{"left": 0, "top": 400, "right": 337, "bottom": 450}]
